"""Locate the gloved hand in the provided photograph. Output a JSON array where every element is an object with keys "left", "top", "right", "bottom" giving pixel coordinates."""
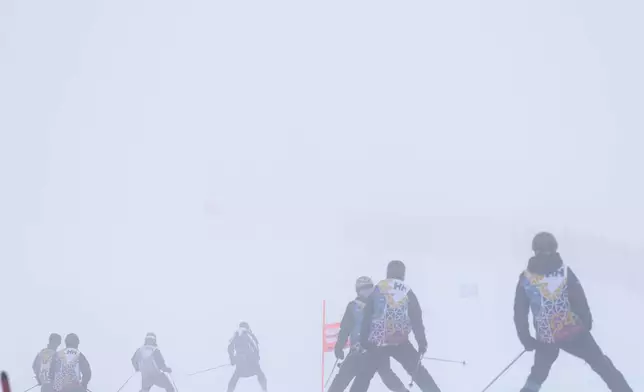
[
  {"left": 334, "top": 346, "right": 345, "bottom": 360},
  {"left": 81, "top": 381, "right": 89, "bottom": 391},
  {"left": 35, "top": 378, "right": 42, "bottom": 386},
  {"left": 520, "top": 336, "right": 539, "bottom": 352},
  {"left": 417, "top": 339, "right": 427, "bottom": 356},
  {"left": 230, "top": 357, "right": 236, "bottom": 366}
]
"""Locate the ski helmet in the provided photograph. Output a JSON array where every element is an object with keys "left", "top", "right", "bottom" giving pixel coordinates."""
[
  {"left": 145, "top": 332, "right": 157, "bottom": 343},
  {"left": 532, "top": 232, "right": 558, "bottom": 254},
  {"left": 387, "top": 260, "right": 406, "bottom": 280},
  {"left": 239, "top": 321, "right": 250, "bottom": 329},
  {"left": 355, "top": 276, "right": 374, "bottom": 292},
  {"left": 49, "top": 333, "right": 61, "bottom": 345},
  {"left": 65, "top": 333, "right": 80, "bottom": 348}
]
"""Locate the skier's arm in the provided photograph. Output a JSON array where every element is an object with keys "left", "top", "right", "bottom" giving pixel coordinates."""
[
  {"left": 407, "top": 289, "right": 428, "bottom": 352},
  {"left": 153, "top": 349, "right": 170, "bottom": 372},
  {"left": 131, "top": 349, "right": 139, "bottom": 371},
  {"left": 79, "top": 353, "right": 92, "bottom": 387},
  {"left": 336, "top": 302, "right": 354, "bottom": 349},
  {"left": 513, "top": 274, "right": 532, "bottom": 344},
  {"left": 32, "top": 353, "right": 40, "bottom": 379},
  {"left": 227, "top": 338, "right": 236, "bottom": 361},
  {"left": 360, "top": 294, "right": 375, "bottom": 348},
  {"left": 567, "top": 268, "right": 593, "bottom": 330}
]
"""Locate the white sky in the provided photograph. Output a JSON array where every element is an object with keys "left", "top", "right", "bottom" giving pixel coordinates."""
[{"left": 1, "top": 0, "right": 642, "bottom": 391}]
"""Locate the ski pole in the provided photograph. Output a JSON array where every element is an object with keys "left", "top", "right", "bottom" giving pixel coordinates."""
[
  {"left": 423, "top": 356, "right": 467, "bottom": 365},
  {"left": 167, "top": 373, "right": 178, "bottom": 392},
  {"left": 2, "top": 372, "right": 11, "bottom": 392},
  {"left": 479, "top": 350, "right": 526, "bottom": 392},
  {"left": 408, "top": 354, "right": 423, "bottom": 389},
  {"left": 22, "top": 385, "right": 38, "bottom": 392},
  {"left": 187, "top": 364, "right": 231, "bottom": 377},
  {"left": 324, "top": 359, "right": 340, "bottom": 389},
  {"left": 116, "top": 373, "right": 135, "bottom": 392}
]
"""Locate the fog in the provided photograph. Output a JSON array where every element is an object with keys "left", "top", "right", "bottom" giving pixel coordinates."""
[{"left": 1, "top": 0, "right": 642, "bottom": 391}]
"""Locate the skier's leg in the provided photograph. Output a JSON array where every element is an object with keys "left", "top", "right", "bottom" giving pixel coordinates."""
[
  {"left": 376, "top": 356, "right": 409, "bottom": 392},
  {"left": 226, "top": 370, "right": 241, "bottom": 392},
  {"left": 255, "top": 365, "right": 267, "bottom": 392},
  {"left": 348, "top": 347, "right": 383, "bottom": 392},
  {"left": 520, "top": 344, "right": 559, "bottom": 392},
  {"left": 390, "top": 342, "right": 439, "bottom": 392},
  {"left": 327, "top": 352, "right": 360, "bottom": 392},
  {"left": 153, "top": 373, "right": 175, "bottom": 392},
  {"left": 140, "top": 376, "right": 154, "bottom": 392},
  {"left": 561, "top": 333, "right": 633, "bottom": 392}
]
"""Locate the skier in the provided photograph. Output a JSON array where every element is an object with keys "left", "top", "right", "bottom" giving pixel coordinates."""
[
  {"left": 514, "top": 232, "right": 633, "bottom": 392},
  {"left": 131, "top": 333, "right": 174, "bottom": 392},
  {"left": 227, "top": 322, "right": 267, "bottom": 392},
  {"left": 351, "top": 260, "right": 441, "bottom": 392},
  {"left": 328, "top": 276, "right": 408, "bottom": 392},
  {"left": 50, "top": 334, "right": 91, "bottom": 392},
  {"left": 32, "top": 334, "right": 61, "bottom": 392}
]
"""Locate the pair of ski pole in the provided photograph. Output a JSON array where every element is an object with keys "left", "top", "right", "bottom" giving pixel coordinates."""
[{"left": 325, "top": 351, "right": 525, "bottom": 392}]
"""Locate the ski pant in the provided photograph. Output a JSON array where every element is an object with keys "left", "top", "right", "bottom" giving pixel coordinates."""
[
  {"left": 349, "top": 341, "right": 441, "bottom": 392},
  {"left": 141, "top": 373, "right": 174, "bottom": 392},
  {"left": 227, "top": 361, "right": 267, "bottom": 392},
  {"left": 328, "top": 350, "right": 407, "bottom": 392},
  {"left": 521, "top": 332, "right": 632, "bottom": 392},
  {"left": 41, "top": 384, "right": 55, "bottom": 392},
  {"left": 59, "top": 386, "right": 87, "bottom": 392}
]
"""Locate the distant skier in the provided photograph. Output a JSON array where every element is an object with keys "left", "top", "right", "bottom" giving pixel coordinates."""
[
  {"left": 514, "top": 232, "right": 633, "bottom": 392},
  {"left": 351, "top": 260, "right": 441, "bottom": 392},
  {"left": 50, "top": 334, "right": 91, "bottom": 392},
  {"left": 32, "top": 334, "right": 61, "bottom": 392},
  {"left": 227, "top": 322, "right": 267, "bottom": 392},
  {"left": 131, "top": 333, "right": 174, "bottom": 392},
  {"left": 328, "top": 276, "right": 408, "bottom": 392}
]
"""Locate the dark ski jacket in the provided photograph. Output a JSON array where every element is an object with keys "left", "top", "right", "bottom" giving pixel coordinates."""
[
  {"left": 49, "top": 347, "right": 92, "bottom": 387},
  {"left": 32, "top": 347, "right": 56, "bottom": 384},
  {"left": 228, "top": 329, "right": 260, "bottom": 364},
  {"left": 514, "top": 252, "right": 592, "bottom": 345},
  {"left": 336, "top": 297, "right": 367, "bottom": 350},
  {"left": 131, "top": 343, "right": 170, "bottom": 373}
]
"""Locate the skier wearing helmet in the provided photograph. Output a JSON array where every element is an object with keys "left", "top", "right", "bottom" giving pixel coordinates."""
[
  {"left": 227, "top": 322, "right": 267, "bottom": 392},
  {"left": 131, "top": 333, "right": 174, "bottom": 392},
  {"left": 327, "top": 276, "right": 408, "bottom": 392},
  {"left": 352, "top": 261, "right": 441, "bottom": 392},
  {"left": 32, "top": 334, "right": 62, "bottom": 392},
  {"left": 515, "top": 232, "right": 633, "bottom": 392},
  {"left": 50, "top": 334, "right": 91, "bottom": 392}
]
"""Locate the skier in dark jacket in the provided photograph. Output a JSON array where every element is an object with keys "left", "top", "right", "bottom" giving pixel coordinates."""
[
  {"left": 327, "top": 276, "right": 408, "bottom": 392},
  {"left": 32, "top": 334, "right": 61, "bottom": 392},
  {"left": 227, "top": 322, "right": 267, "bottom": 392},
  {"left": 514, "top": 232, "right": 633, "bottom": 392},
  {"left": 131, "top": 333, "right": 174, "bottom": 392},
  {"left": 351, "top": 260, "right": 441, "bottom": 392},
  {"left": 49, "top": 334, "right": 91, "bottom": 392}
]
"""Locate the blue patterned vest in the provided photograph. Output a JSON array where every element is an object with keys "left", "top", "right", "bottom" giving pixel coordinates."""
[
  {"left": 520, "top": 264, "right": 584, "bottom": 343},
  {"left": 367, "top": 279, "right": 412, "bottom": 346}
]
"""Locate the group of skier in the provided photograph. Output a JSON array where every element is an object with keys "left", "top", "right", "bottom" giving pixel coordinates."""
[
  {"left": 325, "top": 232, "right": 633, "bottom": 392},
  {"left": 30, "top": 232, "right": 634, "bottom": 392},
  {"left": 32, "top": 333, "right": 91, "bottom": 392},
  {"left": 32, "top": 326, "right": 266, "bottom": 392}
]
